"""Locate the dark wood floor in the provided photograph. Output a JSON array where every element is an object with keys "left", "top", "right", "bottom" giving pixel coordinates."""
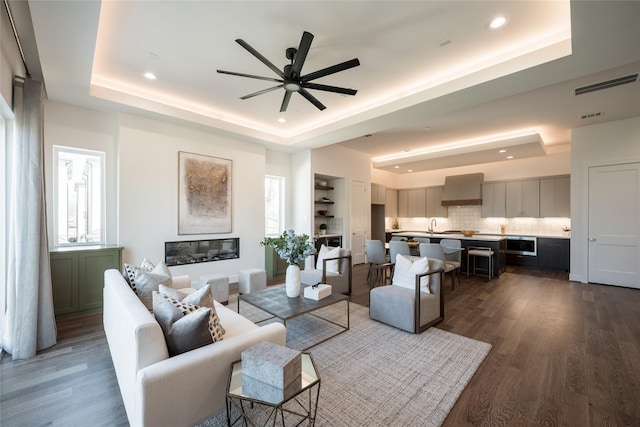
[{"left": 2, "top": 265, "right": 639, "bottom": 426}]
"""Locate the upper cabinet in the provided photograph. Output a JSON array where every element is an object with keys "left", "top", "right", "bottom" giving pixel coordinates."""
[
  {"left": 426, "top": 187, "right": 447, "bottom": 217},
  {"left": 506, "top": 179, "right": 540, "bottom": 218},
  {"left": 394, "top": 187, "right": 446, "bottom": 218},
  {"left": 371, "top": 183, "right": 386, "bottom": 205},
  {"left": 386, "top": 189, "right": 398, "bottom": 218},
  {"left": 481, "top": 182, "right": 506, "bottom": 218},
  {"left": 540, "top": 176, "right": 570, "bottom": 217}
]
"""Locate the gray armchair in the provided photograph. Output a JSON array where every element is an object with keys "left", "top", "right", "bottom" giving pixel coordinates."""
[
  {"left": 369, "top": 257, "right": 444, "bottom": 333},
  {"left": 300, "top": 248, "right": 352, "bottom": 295}
]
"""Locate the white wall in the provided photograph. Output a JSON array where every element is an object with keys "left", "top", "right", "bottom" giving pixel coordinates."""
[
  {"left": 570, "top": 116, "right": 640, "bottom": 283},
  {"left": 44, "top": 102, "right": 118, "bottom": 245},
  {"left": 117, "top": 113, "right": 267, "bottom": 281},
  {"left": 265, "top": 150, "right": 293, "bottom": 230}
]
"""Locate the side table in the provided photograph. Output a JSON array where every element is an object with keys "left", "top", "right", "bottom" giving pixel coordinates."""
[{"left": 226, "top": 353, "right": 320, "bottom": 426}]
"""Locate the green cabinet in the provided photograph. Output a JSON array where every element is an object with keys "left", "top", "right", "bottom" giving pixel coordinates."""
[{"left": 50, "top": 246, "right": 123, "bottom": 316}]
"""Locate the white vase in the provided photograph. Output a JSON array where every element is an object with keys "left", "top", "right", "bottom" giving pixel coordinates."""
[{"left": 285, "top": 264, "right": 301, "bottom": 298}]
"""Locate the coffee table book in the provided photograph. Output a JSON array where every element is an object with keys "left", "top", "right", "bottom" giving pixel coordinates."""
[{"left": 303, "top": 284, "right": 332, "bottom": 300}]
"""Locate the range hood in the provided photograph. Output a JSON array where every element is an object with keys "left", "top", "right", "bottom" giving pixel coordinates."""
[{"left": 441, "top": 173, "right": 484, "bottom": 206}]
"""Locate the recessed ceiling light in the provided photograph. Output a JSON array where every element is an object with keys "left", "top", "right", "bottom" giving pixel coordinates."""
[
  {"left": 278, "top": 118, "right": 286, "bottom": 123},
  {"left": 507, "top": 156, "right": 514, "bottom": 160},
  {"left": 394, "top": 165, "right": 400, "bottom": 169},
  {"left": 144, "top": 72, "right": 157, "bottom": 80},
  {"left": 489, "top": 16, "right": 507, "bottom": 30},
  {"left": 499, "top": 149, "right": 506, "bottom": 153},
  {"left": 408, "top": 169, "right": 413, "bottom": 173}
]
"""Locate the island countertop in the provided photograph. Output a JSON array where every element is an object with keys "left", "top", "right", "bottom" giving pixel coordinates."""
[{"left": 392, "top": 231, "right": 507, "bottom": 242}]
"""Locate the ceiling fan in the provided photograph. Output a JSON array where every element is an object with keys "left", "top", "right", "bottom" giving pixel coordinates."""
[{"left": 217, "top": 31, "right": 360, "bottom": 112}]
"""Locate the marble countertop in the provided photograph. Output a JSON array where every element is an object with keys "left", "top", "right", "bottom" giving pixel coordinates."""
[
  {"left": 392, "top": 231, "right": 506, "bottom": 242},
  {"left": 390, "top": 230, "right": 570, "bottom": 240}
]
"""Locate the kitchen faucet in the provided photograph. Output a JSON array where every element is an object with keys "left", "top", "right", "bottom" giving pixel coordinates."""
[{"left": 429, "top": 218, "right": 437, "bottom": 235}]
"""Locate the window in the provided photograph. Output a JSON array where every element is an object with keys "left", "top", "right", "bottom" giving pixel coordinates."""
[
  {"left": 53, "top": 146, "right": 105, "bottom": 246},
  {"left": 265, "top": 175, "right": 284, "bottom": 236}
]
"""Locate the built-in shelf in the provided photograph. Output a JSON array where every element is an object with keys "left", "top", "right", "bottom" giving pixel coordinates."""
[
  {"left": 315, "top": 215, "right": 335, "bottom": 218},
  {"left": 315, "top": 200, "right": 335, "bottom": 204},
  {"left": 315, "top": 185, "right": 334, "bottom": 191}
]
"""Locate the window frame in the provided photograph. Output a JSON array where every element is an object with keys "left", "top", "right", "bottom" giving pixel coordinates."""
[
  {"left": 52, "top": 145, "right": 106, "bottom": 247},
  {"left": 264, "top": 175, "right": 285, "bottom": 237}
]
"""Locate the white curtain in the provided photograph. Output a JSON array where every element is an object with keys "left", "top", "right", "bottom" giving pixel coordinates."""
[{"left": 1, "top": 78, "right": 56, "bottom": 359}]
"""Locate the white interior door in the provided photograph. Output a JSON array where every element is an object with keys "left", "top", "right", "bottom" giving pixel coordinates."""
[
  {"left": 588, "top": 163, "right": 640, "bottom": 288},
  {"left": 351, "top": 180, "right": 367, "bottom": 265}
]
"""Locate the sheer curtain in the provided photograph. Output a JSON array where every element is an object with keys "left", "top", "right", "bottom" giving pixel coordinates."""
[{"left": 1, "top": 78, "right": 56, "bottom": 359}]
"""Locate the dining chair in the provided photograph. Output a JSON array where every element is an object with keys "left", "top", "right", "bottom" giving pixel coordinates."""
[
  {"left": 389, "top": 240, "right": 411, "bottom": 265},
  {"left": 365, "top": 239, "right": 392, "bottom": 288},
  {"left": 440, "top": 239, "right": 462, "bottom": 289},
  {"left": 419, "top": 243, "right": 457, "bottom": 290}
]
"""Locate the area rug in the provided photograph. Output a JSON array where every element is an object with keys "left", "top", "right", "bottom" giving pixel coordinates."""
[{"left": 200, "top": 295, "right": 491, "bottom": 426}]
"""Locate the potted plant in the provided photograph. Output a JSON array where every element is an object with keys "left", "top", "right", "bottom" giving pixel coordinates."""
[
  {"left": 319, "top": 223, "right": 328, "bottom": 235},
  {"left": 260, "top": 230, "right": 316, "bottom": 297}
]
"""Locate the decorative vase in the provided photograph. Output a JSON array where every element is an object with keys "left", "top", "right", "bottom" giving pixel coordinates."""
[{"left": 285, "top": 264, "right": 301, "bottom": 298}]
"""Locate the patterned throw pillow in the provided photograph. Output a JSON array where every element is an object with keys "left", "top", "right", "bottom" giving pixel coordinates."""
[
  {"left": 153, "top": 292, "right": 213, "bottom": 356},
  {"left": 157, "top": 286, "right": 225, "bottom": 341}
]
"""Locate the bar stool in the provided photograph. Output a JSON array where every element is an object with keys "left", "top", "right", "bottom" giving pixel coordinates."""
[{"left": 467, "top": 246, "right": 494, "bottom": 279}]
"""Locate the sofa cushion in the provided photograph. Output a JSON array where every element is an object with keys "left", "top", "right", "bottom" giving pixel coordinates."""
[
  {"left": 153, "top": 292, "right": 213, "bottom": 356},
  {"left": 135, "top": 262, "right": 173, "bottom": 310},
  {"left": 158, "top": 284, "right": 225, "bottom": 338},
  {"left": 392, "top": 254, "right": 430, "bottom": 293}
]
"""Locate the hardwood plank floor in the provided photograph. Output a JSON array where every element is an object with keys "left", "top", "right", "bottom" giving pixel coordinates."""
[{"left": 2, "top": 265, "right": 639, "bottom": 426}]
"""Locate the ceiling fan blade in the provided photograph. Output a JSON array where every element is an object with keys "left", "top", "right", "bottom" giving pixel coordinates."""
[
  {"left": 235, "top": 39, "right": 284, "bottom": 78},
  {"left": 303, "top": 82, "right": 357, "bottom": 96},
  {"left": 291, "top": 31, "right": 313, "bottom": 77},
  {"left": 280, "top": 92, "right": 292, "bottom": 112},
  {"left": 240, "top": 84, "right": 284, "bottom": 100},
  {"left": 299, "top": 88, "right": 326, "bottom": 111},
  {"left": 301, "top": 58, "right": 360, "bottom": 82},
  {"left": 217, "top": 69, "right": 283, "bottom": 83}
]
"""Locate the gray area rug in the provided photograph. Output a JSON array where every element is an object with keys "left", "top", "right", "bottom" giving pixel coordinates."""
[{"left": 200, "top": 294, "right": 491, "bottom": 426}]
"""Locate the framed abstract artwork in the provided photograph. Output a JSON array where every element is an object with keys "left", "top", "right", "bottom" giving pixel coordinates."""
[{"left": 178, "top": 151, "right": 232, "bottom": 234}]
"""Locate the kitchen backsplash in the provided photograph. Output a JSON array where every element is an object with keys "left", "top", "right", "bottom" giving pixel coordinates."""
[{"left": 386, "top": 205, "right": 571, "bottom": 236}]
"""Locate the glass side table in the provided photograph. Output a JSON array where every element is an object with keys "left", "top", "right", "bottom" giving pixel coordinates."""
[{"left": 226, "top": 352, "right": 320, "bottom": 426}]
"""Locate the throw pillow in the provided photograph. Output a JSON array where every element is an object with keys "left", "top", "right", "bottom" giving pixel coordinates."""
[
  {"left": 123, "top": 263, "right": 137, "bottom": 291},
  {"left": 139, "top": 257, "right": 156, "bottom": 272},
  {"left": 134, "top": 261, "right": 173, "bottom": 310},
  {"left": 316, "top": 244, "right": 341, "bottom": 273},
  {"left": 159, "top": 284, "right": 225, "bottom": 336},
  {"left": 153, "top": 292, "right": 213, "bottom": 356},
  {"left": 392, "top": 254, "right": 431, "bottom": 293}
]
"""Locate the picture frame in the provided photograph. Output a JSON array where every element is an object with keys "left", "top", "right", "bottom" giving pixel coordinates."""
[{"left": 178, "top": 151, "right": 232, "bottom": 234}]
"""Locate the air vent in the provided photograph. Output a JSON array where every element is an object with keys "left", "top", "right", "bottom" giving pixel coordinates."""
[{"left": 575, "top": 73, "right": 638, "bottom": 96}]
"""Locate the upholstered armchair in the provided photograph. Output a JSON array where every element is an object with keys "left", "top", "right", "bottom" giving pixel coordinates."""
[
  {"left": 369, "top": 256, "right": 444, "bottom": 333},
  {"left": 300, "top": 248, "right": 352, "bottom": 295}
]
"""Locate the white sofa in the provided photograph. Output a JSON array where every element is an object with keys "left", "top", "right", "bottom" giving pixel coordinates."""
[{"left": 103, "top": 269, "right": 286, "bottom": 427}]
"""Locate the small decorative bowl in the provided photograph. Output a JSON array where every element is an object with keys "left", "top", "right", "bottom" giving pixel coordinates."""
[
  {"left": 461, "top": 230, "right": 476, "bottom": 237},
  {"left": 317, "top": 210, "right": 328, "bottom": 216}
]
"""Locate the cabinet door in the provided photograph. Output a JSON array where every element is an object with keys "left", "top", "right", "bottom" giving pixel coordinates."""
[
  {"left": 426, "top": 187, "right": 447, "bottom": 217},
  {"left": 540, "top": 177, "right": 570, "bottom": 217},
  {"left": 50, "top": 253, "right": 79, "bottom": 315},
  {"left": 538, "top": 238, "right": 570, "bottom": 271},
  {"left": 371, "top": 183, "right": 378, "bottom": 204},
  {"left": 386, "top": 189, "right": 398, "bottom": 218},
  {"left": 78, "top": 249, "right": 121, "bottom": 311},
  {"left": 398, "top": 190, "right": 409, "bottom": 217},
  {"left": 408, "top": 188, "right": 426, "bottom": 217},
  {"left": 506, "top": 180, "right": 539, "bottom": 217},
  {"left": 377, "top": 185, "right": 386, "bottom": 204},
  {"left": 482, "top": 182, "right": 506, "bottom": 217}
]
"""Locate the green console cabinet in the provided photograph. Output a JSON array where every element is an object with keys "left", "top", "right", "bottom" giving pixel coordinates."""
[{"left": 50, "top": 245, "right": 123, "bottom": 316}]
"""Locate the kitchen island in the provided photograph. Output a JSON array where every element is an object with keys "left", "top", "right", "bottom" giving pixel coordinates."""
[{"left": 392, "top": 231, "right": 507, "bottom": 278}]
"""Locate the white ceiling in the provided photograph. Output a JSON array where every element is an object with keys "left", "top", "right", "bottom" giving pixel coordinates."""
[{"left": 18, "top": 1, "right": 640, "bottom": 173}]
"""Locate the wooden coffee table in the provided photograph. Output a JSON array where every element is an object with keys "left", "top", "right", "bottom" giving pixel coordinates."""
[{"left": 238, "top": 285, "right": 349, "bottom": 350}]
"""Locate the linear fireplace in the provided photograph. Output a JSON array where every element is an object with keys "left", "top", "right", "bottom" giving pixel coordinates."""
[{"left": 165, "top": 238, "right": 239, "bottom": 266}]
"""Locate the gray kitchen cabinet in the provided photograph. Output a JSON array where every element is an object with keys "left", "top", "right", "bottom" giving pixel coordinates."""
[
  {"left": 540, "top": 176, "right": 570, "bottom": 217},
  {"left": 408, "top": 188, "right": 426, "bottom": 217},
  {"left": 481, "top": 182, "right": 506, "bottom": 217},
  {"left": 386, "top": 188, "right": 398, "bottom": 218},
  {"left": 426, "top": 187, "right": 447, "bottom": 217},
  {"left": 398, "top": 190, "right": 409, "bottom": 217},
  {"left": 371, "top": 183, "right": 386, "bottom": 205},
  {"left": 506, "top": 179, "right": 540, "bottom": 217}
]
